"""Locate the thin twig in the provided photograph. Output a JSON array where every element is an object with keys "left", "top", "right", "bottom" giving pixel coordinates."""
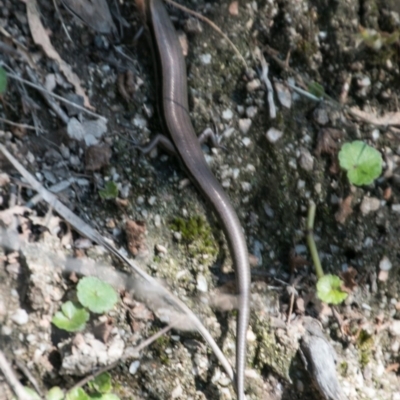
[
  {"left": 52, "top": 0, "right": 72, "bottom": 42},
  {"left": 164, "top": 0, "right": 248, "bottom": 69},
  {"left": 14, "top": 360, "right": 44, "bottom": 398},
  {"left": 6, "top": 73, "right": 107, "bottom": 122},
  {"left": 0, "top": 116, "right": 43, "bottom": 132},
  {"left": 0, "top": 351, "right": 35, "bottom": 400}
]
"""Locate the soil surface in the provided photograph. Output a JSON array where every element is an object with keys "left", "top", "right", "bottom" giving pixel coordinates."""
[{"left": 1, "top": 0, "right": 400, "bottom": 399}]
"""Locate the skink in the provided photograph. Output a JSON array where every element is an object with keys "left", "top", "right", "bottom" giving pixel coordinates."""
[{"left": 137, "top": 0, "right": 250, "bottom": 398}]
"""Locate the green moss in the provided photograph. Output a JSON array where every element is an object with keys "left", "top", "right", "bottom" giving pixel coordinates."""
[
  {"left": 339, "top": 361, "right": 349, "bottom": 376},
  {"left": 356, "top": 330, "right": 374, "bottom": 368},
  {"left": 170, "top": 216, "right": 218, "bottom": 258},
  {"left": 252, "top": 314, "right": 297, "bottom": 382}
]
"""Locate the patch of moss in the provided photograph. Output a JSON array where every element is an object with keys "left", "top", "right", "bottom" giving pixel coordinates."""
[
  {"left": 339, "top": 361, "right": 348, "bottom": 376},
  {"left": 170, "top": 216, "right": 218, "bottom": 258},
  {"left": 356, "top": 330, "right": 374, "bottom": 369}
]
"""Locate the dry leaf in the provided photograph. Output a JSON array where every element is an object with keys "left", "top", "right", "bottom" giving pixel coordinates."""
[
  {"left": 340, "top": 266, "right": 357, "bottom": 292},
  {"left": 350, "top": 107, "right": 400, "bottom": 126},
  {"left": 315, "top": 128, "right": 343, "bottom": 157},
  {"left": 25, "top": 0, "right": 94, "bottom": 109},
  {"left": 60, "top": 0, "right": 117, "bottom": 35},
  {"left": 85, "top": 144, "right": 112, "bottom": 171},
  {"left": 125, "top": 220, "right": 147, "bottom": 257},
  {"left": 335, "top": 195, "right": 353, "bottom": 224}
]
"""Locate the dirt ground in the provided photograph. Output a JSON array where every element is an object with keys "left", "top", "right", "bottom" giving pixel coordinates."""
[{"left": 1, "top": 0, "right": 400, "bottom": 399}]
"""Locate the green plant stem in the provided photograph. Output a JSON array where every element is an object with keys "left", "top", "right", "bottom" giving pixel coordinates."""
[{"left": 306, "top": 201, "right": 324, "bottom": 279}]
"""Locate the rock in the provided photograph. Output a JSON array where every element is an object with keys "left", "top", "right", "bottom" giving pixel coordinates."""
[
  {"left": 379, "top": 256, "right": 392, "bottom": 271},
  {"left": 266, "top": 128, "right": 283, "bottom": 143},
  {"left": 360, "top": 196, "right": 380, "bottom": 215},
  {"left": 11, "top": 308, "right": 29, "bottom": 325},
  {"left": 238, "top": 119, "right": 252, "bottom": 134}
]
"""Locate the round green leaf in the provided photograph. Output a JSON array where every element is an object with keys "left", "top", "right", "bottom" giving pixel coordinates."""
[
  {"left": 23, "top": 387, "right": 41, "bottom": 400},
  {"left": 96, "top": 395, "right": 120, "bottom": 400},
  {"left": 0, "top": 67, "right": 7, "bottom": 94},
  {"left": 317, "top": 274, "right": 348, "bottom": 305},
  {"left": 47, "top": 387, "right": 65, "bottom": 400},
  {"left": 89, "top": 372, "right": 112, "bottom": 394},
  {"left": 77, "top": 277, "right": 118, "bottom": 313},
  {"left": 66, "top": 388, "right": 90, "bottom": 400},
  {"left": 52, "top": 301, "right": 89, "bottom": 332},
  {"left": 338, "top": 141, "right": 382, "bottom": 186}
]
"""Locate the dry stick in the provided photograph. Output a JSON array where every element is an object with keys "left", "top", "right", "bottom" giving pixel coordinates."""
[
  {"left": 0, "top": 144, "right": 235, "bottom": 385},
  {"left": 69, "top": 324, "right": 174, "bottom": 392},
  {"left": 0, "top": 351, "right": 35, "bottom": 400},
  {"left": 14, "top": 360, "right": 44, "bottom": 398},
  {"left": 6, "top": 73, "right": 107, "bottom": 122},
  {"left": 51, "top": 0, "right": 72, "bottom": 42},
  {"left": 0, "top": 116, "right": 43, "bottom": 131},
  {"left": 24, "top": 67, "right": 70, "bottom": 125},
  {"left": 164, "top": 0, "right": 248, "bottom": 70}
]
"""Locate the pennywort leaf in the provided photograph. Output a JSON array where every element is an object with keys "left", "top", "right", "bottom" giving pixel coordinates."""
[
  {"left": 52, "top": 301, "right": 89, "bottom": 332},
  {"left": 317, "top": 274, "right": 348, "bottom": 305},
  {"left": 338, "top": 141, "right": 382, "bottom": 186},
  {"left": 88, "top": 372, "right": 112, "bottom": 394},
  {"left": 77, "top": 277, "right": 118, "bottom": 314}
]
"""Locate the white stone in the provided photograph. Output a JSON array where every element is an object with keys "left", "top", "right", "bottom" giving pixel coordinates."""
[
  {"left": 360, "top": 196, "right": 380, "bottom": 215},
  {"left": 11, "top": 309, "right": 29, "bottom": 325},
  {"left": 222, "top": 109, "right": 233, "bottom": 120},
  {"left": 266, "top": 128, "right": 283, "bottom": 143},
  {"left": 129, "top": 360, "right": 141, "bottom": 375},
  {"left": 238, "top": 119, "right": 252, "bottom": 134},
  {"left": 379, "top": 256, "right": 392, "bottom": 271},
  {"left": 196, "top": 275, "right": 208, "bottom": 292}
]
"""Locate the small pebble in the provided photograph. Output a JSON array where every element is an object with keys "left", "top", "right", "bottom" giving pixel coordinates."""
[
  {"left": 148, "top": 196, "right": 156, "bottom": 206},
  {"left": 238, "top": 119, "right": 252, "bottom": 134},
  {"left": 129, "top": 360, "right": 141, "bottom": 375},
  {"left": 199, "top": 54, "right": 212, "bottom": 65},
  {"left": 228, "top": 1, "right": 239, "bottom": 16},
  {"left": 196, "top": 275, "right": 208, "bottom": 292},
  {"left": 11, "top": 309, "right": 29, "bottom": 325},
  {"left": 389, "top": 320, "right": 400, "bottom": 336},
  {"left": 360, "top": 196, "right": 380, "bottom": 215},
  {"left": 241, "top": 182, "right": 251, "bottom": 192},
  {"left": 154, "top": 214, "right": 161, "bottom": 228},
  {"left": 245, "top": 106, "right": 257, "bottom": 118},
  {"left": 379, "top": 256, "right": 392, "bottom": 271},
  {"left": 266, "top": 128, "right": 283, "bottom": 143},
  {"left": 274, "top": 82, "right": 292, "bottom": 108},
  {"left": 155, "top": 244, "right": 167, "bottom": 254},
  {"left": 392, "top": 204, "right": 400, "bottom": 213},
  {"left": 222, "top": 109, "right": 233, "bottom": 121},
  {"left": 246, "top": 79, "right": 261, "bottom": 92},
  {"left": 241, "top": 137, "right": 251, "bottom": 147},
  {"left": 313, "top": 108, "right": 329, "bottom": 125},
  {"left": 298, "top": 147, "right": 314, "bottom": 171}
]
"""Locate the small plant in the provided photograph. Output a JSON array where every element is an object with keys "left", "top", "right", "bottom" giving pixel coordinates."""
[
  {"left": 316, "top": 275, "right": 348, "bottom": 305},
  {"left": 306, "top": 202, "right": 348, "bottom": 305},
  {"left": 52, "top": 301, "right": 89, "bottom": 332},
  {"left": 18, "top": 373, "right": 120, "bottom": 399},
  {"left": 0, "top": 66, "right": 7, "bottom": 94},
  {"left": 99, "top": 181, "right": 118, "bottom": 200},
  {"left": 52, "top": 277, "right": 118, "bottom": 332},
  {"left": 77, "top": 277, "right": 119, "bottom": 314},
  {"left": 338, "top": 141, "right": 382, "bottom": 186}
]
